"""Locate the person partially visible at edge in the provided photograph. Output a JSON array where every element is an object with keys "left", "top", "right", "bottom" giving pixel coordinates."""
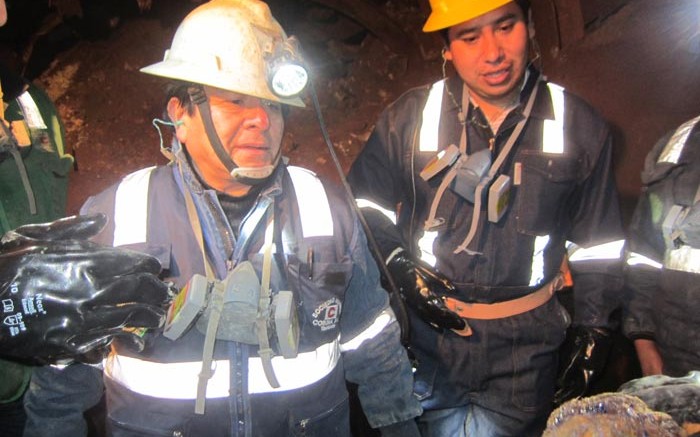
[
  {"left": 23, "top": 0, "right": 422, "bottom": 436},
  {"left": 623, "top": 114, "right": 700, "bottom": 377},
  {"left": 0, "top": 0, "right": 74, "bottom": 435},
  {"left": 346, "top": 0, "right": 626, "bottom": 435}
]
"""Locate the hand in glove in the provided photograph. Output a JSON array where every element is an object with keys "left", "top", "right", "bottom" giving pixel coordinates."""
[
  {"left": 0, "top": 214, "right": 172, "bottom": 365},
  {"left": 386, "top": 249, "right": 466, "bottom": 332},
  {"left": 553, "top": 325, "right": 612, "bottom": 406}
]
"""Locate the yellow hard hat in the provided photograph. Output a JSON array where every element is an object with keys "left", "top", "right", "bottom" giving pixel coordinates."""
[{"left": 423, "top": 0, "right": 513, "bottom": 32}]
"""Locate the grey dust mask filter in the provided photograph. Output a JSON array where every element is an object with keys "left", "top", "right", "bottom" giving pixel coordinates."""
[
  {"left": 449, "top": 148, "right": 492, "bottom": 203},
  {"left": 163, "top": 260, "right": 299, "bottom": 357},
  {"left": 195, "top": 261, "right": 261, "bottom": 344}
]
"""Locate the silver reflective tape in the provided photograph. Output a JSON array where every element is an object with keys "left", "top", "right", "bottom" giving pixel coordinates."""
[
  {"left": 105, "top": 339, "right": 341, "bottom": 399},
  {"left": 340, "top": 310, "right": 393, "bottom": 352},
  {"left": 17, "top": 91, "right": 47, "bottom": 129},
  {"left": 529, "top": 235, "right": 550, "bottom": 286},
  {"left": 658, "top": 115, "right": 700, "bottom": 164},
  {"left": 113, "top": 167, "right": 155, "bottom": 247},
  {"left": 419, "top": 79, "right": 445, "bottom": 152},
  {"left": 417, "top": 230, "right": 438, "bottom": 267},
  {"left": 355, "top": 198, "right": 397, "bottom": 224},
  {"left": 288, "top": 166, "right": 333, "bottom": 238},
  {"left": 567, "top": 239, "right": 625, "bottom": 262},
  {"left": 542, "top": 83, "right": 565, "bottom": 154},
  {"left": 626, "top": 251, "right": 663, "bottom": 269}
]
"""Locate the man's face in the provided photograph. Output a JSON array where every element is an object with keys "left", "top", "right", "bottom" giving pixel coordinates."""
[
  {"left": 444, "top": 3, "right": 529, "bottom": 107},
  {"left": 176, "top": 86, "right": 284, "bottom": 194}
]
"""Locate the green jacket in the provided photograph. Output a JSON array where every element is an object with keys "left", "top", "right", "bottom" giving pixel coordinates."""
[{"left": 0, "top": 69, "right": 73, "bottom": 403}]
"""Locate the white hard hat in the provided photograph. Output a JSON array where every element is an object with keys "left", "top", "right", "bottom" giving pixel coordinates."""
[{"left": 141, "top": 0, "right": 304, "bottom": 107}]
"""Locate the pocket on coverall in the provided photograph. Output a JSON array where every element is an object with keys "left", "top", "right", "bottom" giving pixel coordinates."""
[{"left": 515, "top": 152, "right": 579, "bottom": 236}]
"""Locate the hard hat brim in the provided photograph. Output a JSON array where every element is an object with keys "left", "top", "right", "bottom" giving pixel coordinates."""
[{"left": 140, "top": 60, "right": 306, "bottom": 108}]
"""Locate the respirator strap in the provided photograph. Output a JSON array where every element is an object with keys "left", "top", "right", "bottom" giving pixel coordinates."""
[
  {"left": 454, "top": 79, "right": 542, "bottom": 255},
  {"left": 196, "top": 279, "right": 225, "bottom": 414},
  {"left": 177, "top": 162, "right": 219, "bottom": 414},
  {"left": 424, "top": 155, "right": 461, "bottom": 231},
  {"left": 256, "top": 211, "right": 280, "bottom": 388},
  {"left": 423, "top": 84, "right": 470, "bottom": 232}
]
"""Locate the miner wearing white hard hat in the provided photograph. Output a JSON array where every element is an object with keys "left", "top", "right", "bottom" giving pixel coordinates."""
[
  {"left": 347, "top": 0, "right": 626, "bottom": 435},
  {"left": 17, "top": 1, "right": 422, "bottom": 436}
]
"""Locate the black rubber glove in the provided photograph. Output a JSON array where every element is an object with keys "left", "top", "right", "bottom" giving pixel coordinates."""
[
  {"left": 553, "top": 325, "right": 613, "bottom": 406},
  {"left": 386, "top": 249, "right": 466, "bottom": 331},
  {"left": 0, "top": 214, "right": 172, "bottom": 365}
]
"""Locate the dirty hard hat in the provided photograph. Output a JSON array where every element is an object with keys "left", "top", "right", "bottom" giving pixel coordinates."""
[
  {"left": 140, "top": 0, "right": 304, "bottom": 107},
  {"left": 423, "top": 0, "right": 514, "bottom": 32}
]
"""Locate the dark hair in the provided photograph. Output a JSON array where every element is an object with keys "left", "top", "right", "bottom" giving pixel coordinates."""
[
  {"left": 440, "top": 0, "right": 531, "bottom": 43},
  {"left": 164, "top": 81, "right": 197, "bottom": 116},
  {"left": 515, "top": 0, "right": 530, "bottom": 16}
]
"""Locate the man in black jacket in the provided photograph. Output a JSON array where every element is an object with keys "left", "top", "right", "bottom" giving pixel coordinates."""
[{"left": 348, "top": 0, "right": 626, "bottom": 435}]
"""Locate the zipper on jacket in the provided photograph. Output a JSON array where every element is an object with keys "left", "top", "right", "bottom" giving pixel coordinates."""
[{"left": 109, "top": 418, "right": 181, "bottom": 436}]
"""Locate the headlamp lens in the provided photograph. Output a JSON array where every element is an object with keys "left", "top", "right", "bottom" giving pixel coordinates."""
[{"left": 271, "top": 63, "right": 308, "bottom": 97}]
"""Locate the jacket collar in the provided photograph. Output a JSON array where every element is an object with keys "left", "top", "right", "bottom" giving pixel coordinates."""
[{"left": 445, "top": 66, "right": 555, "bottom": 132}]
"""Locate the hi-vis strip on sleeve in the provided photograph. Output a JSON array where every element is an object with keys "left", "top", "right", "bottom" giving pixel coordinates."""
[
  {"left": 417, "top": 230, "right": 438, "bottom": 267},
  {"left": 288, "top": 166, "right": 333, "bottom": 238},
  {"left": 626, "top": 251, "right": 663, "bottom": 269},
  {"left": 566, "top": 239, "right": 625, "bottom": 262},
  {"left": 113, "top": 167, "right": 156, "bottom": 247},
  {"left": 355, "top": 198, "right": 397, "bottom": 224},
  {"left": 339, "top": 309, "right": 394, "bottom": 352}
]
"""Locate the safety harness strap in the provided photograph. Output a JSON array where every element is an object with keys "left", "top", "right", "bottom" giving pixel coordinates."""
[{"left": 444, "top": 273, "right": 564, "bottom": 320}]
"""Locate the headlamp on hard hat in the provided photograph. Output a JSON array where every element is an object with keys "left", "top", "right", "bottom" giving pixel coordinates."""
[{"left": 267, "top": 36, "right": 308, "bottom": 98}]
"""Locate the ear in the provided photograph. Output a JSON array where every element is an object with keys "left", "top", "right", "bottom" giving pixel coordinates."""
[
  {"left": 167, "top": 97, "right": 188, "bottom": 144},
  {"left": 443, "top": 45, "right": 454, "bottom": 62}
]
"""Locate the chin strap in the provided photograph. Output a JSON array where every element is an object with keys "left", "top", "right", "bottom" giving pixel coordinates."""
[{"left": 187, "top": 86, "right": 280, "bottom": 185}]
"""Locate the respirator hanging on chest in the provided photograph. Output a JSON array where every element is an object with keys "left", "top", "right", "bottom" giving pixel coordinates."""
[
  {"left": 162, "top": 260, "right": 299, "bottom": 359},
  {"left": 420, "top": 145, "right": 512, "bottom": 224},
  {"left": 448, "top": 148, "right": 492, "bottom": 203}
]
